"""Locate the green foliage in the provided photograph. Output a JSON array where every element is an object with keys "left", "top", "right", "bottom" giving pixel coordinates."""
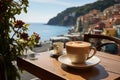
[
  {"left": 47, "top": 0, "right": 120, "bottom": 26},
  {"left": 0, "top": 0, "right": 40, "bottom": 80}
]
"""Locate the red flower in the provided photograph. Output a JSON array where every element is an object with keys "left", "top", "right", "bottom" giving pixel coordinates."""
[
  {"left": 29, "top": 32, "right": 40, "bottom": 43},
  {"left": 33, "top": 32, "right": 40, "bottom": 40},
  {"left": 20, "top": 33, "right": 29, "bottom": 40},
  {"left": 14, "top": 20, "right": 25, "bottom": 28}
]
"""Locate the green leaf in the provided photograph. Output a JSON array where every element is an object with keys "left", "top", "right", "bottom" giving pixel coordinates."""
[{"left": 23, "top": 7, "right": 27, "bottom": 13}]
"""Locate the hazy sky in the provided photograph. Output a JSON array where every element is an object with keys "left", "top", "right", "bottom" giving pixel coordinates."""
[{"left": 16, "top": 0, "right": 97, "bottom": 23}]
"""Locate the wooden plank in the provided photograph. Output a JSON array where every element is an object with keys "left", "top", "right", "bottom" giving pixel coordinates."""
[
  {"left": 17, "top": 51, "right": 120, "bottom": 80},
  {"left": 17, "top": 57, "right": 65, "bottom": 80},
  {"left": 96, "top": 51, "right": 120, "bottom": 62}
]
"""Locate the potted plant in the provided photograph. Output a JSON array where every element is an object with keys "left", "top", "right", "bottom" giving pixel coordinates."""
[{"left": 0, "top": 0, "right": 40, "bottom": 80}]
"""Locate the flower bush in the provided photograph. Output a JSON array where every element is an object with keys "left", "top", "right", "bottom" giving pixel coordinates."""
[
  {"left": 13, "top": 20, "right": 40, "bottom": 55},
  {"left": 0, "top": 0, "right": 40, "bottom": 80}
]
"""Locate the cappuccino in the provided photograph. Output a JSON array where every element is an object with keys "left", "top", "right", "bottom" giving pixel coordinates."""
[
  {"left": 66, "top": 41, "right": 96, "bottom": 64},
  {"left": 66, "top": 41, "right": 90, "bottom": 48},
  {"left": 53, "top": 42, "right": 64, "bottom": 55}
]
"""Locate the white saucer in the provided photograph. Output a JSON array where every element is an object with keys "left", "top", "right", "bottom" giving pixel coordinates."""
[
  {"left": 58, "top": 54, "right": 100, "bottom": 68},
  {"left": 49, "top": 50, "right": 63, "bottom": 56},
  {"left": 28, "top": 53, "right": 40, "bottom": 60}
]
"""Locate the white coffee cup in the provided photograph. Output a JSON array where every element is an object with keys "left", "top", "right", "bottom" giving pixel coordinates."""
[
  {"left": 66, "top": 41, "right": 96, "bottom": 64},
  {"left": 53, "top": 42, "right": 64, "bottom": 55}
]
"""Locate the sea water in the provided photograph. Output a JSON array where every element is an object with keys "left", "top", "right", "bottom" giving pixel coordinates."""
[{"left": 28, "top": 23, "right": 71, "bottom": 42}]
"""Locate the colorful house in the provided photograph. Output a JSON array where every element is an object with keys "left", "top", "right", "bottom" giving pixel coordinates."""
[{"left": 102, "top": 28, "right": 117, "bottom": 37}]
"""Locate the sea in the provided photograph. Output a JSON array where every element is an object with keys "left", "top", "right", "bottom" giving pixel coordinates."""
[{"left": 28, "top": 23, "right": 71, "bottom": 42}]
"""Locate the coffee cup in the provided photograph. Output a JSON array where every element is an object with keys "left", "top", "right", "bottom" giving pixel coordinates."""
[
  {"left": 66, "top": 41, "right": 96, "bottom": 64},
  {"left": 53, "top": 42, "right": 64, "bottom": 55}
]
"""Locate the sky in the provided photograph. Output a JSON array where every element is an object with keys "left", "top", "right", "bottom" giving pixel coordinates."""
[{"left": 16, "top": 0, "right": 97, "bottom": 23}]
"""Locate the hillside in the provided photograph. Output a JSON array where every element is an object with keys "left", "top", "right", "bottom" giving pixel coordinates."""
[{"left": 47, "top": 0, "right": 120, "bottom": 26}]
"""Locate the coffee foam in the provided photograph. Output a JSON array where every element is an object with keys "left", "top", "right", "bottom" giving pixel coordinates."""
[{"left": 66, "top": 41, "right": 90, "bottom": 47}]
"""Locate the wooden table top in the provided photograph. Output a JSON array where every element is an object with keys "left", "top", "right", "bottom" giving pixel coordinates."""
[{"left": 17, "top": 51, "right": 120, "bottom": 80}]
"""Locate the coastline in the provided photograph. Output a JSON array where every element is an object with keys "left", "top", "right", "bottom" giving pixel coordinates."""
[{"left": 29, "top": 23, "right": 71, "bottom": 41}]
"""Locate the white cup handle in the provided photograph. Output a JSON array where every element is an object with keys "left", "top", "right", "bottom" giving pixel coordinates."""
[{"left": 87, "top": 47, "right": 96, "bottom": 60}]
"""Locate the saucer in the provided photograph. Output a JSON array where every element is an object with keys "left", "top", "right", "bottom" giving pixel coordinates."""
[
  {"left": 58, "top": 54, "right": 100, "bottom": 68},
  {"left": 28, "top": 53, "right": 40, "bottom": 60},
  {"left": 49, "top": 50, "right": 62, "bottom": 56}
]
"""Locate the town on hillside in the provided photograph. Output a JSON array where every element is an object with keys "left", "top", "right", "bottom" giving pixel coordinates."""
[{"left": 75, "top": 4, "right": 120, "bottom": 38}]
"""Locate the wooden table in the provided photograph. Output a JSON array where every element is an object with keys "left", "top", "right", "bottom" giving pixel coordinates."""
[{"left": 17, "top": 51, "right": 120, "bottom": 80}]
